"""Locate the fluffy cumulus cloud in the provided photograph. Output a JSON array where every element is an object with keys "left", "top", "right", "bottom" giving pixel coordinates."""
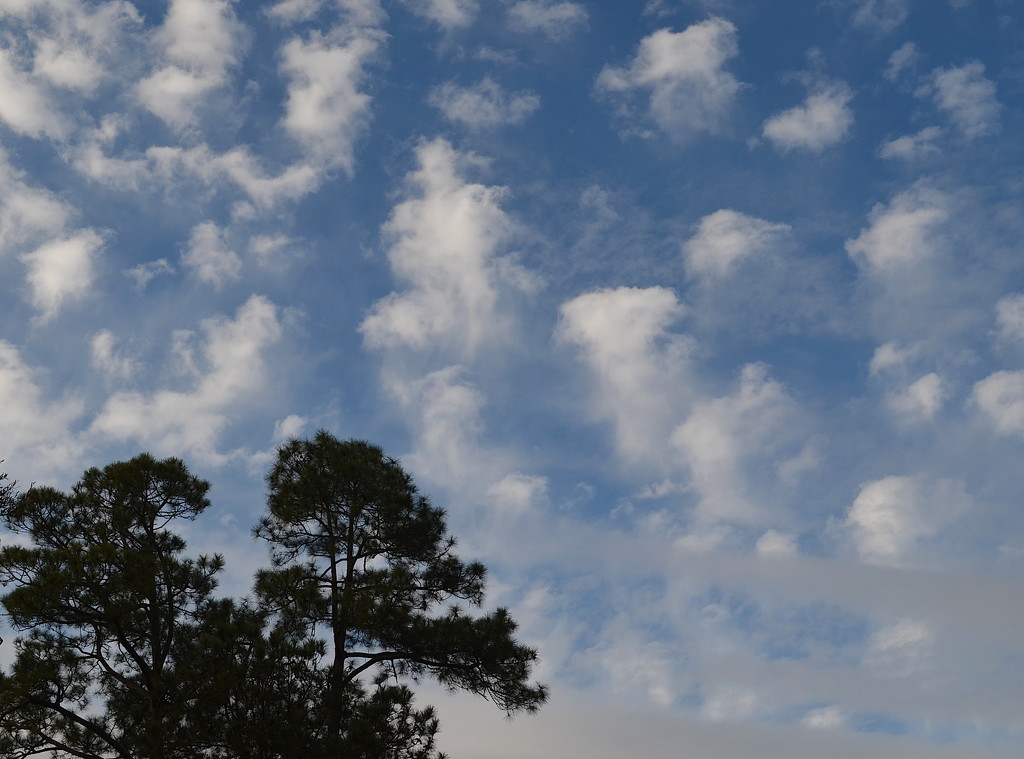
[
  {"left": 886, "top": 372, "right": 945, "bottom": 421},
  {"left": 136, "top": 0, "right": 246, "bottom": 127},
  {"left": 403, "top": 0, "right": 478, "bottom": 30},
  {"left": 181, "top": 221, "right": 242, "bottom": 289},
  {"left": 361, "top": 139, "right": 529, "bottom": 355},
  {"left": 0, "top": 340, "right": 84, "bottom": 476},
  {"left": 0, "top": 47, "right": 65, "bottom": 139},
  {"left": 90, "top": 330, "right": 138, "bottom": 382},
  {"left": 851, "top": 0, "right": 910, "bottom": 34},
  {"left": 429, "top": 78, "right": 540, "bottom": 129},
  {"left": 386, "top": 366, "right": 491, "bottom": 491},
  {"left": 761, "top": 83, "right": 854, "bottom": 152},
  {"left": 0, "top": 150, "right": 69, "bottom": 249},
  {"left": 683, "top": 209, "right": 790, "bottom": 279},
  {"left": 878, "top": 126, "right": 944, "bottom": 161},
  {"left": 845, "top": 184, "right": 947, "bottom": 274},
  {"left": 671, "top": 363, "right": 795, "bottom": 525},
  {"left": 91, "top": 295, "right": 283, "bottom": 459},
  {"left": 845, "top": 475, "right": 968, "bottom": 567},
  {"left": 972, "top": 370, "right": 1024, "bottom": 436},
  {"left": 927, "top": 61, "right": 1001, "bottom": 139},
  {"left": 21, "top": 229, "right": 104, "bottom": 322},
  {"left": 596, "top": 18, "right": 742, "bottom": 141},
  {"left": 995, "top": 294, "right": 1024, "bottom": 342},
  {"left": 558, "top": 286, "right": 691, "bottom": 468},
  {"left": 507, "top": 0, "right": 588, "bottom": 40},
  {"left": 280, "top": 27, "right": 383, "bottom": 171}
]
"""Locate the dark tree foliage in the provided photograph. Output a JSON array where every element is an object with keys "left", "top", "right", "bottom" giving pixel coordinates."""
[
  {"left": 0, "top": 455, "right": 221, "bottom": 759},
  {"left": 0, "top": 442, "right": 546, "bottom": 759},
  {"left": 253, "top": 432, "right": 547, "bottom": 755}
]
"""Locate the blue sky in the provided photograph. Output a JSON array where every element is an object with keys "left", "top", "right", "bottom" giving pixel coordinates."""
[{"left": 2, "top": 0, "right": 1024, "bottom": 755}]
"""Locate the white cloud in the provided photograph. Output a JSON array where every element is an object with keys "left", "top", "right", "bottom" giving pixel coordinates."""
[
  {"left": 845, "top": 475, "right": 968, "bottom": 567},
  {"left": 125, "top": 258, "right": 175, "bottom": 291},
  {"left": 91, "top": 295, "right": 283, "bottom": 459},
  {"left": 883, "top": 41, "right": 918, "bottom": 81},
  {"left": 928, "top": 61, "right": 1001, "bottom": 139},
  {"left": 1, "top": 150, "right": 68, "bottom": 249},
  {"left": 0, "top": 48, "right": 64, "bottom": 139},
  {"left": 845, "top": 185, "right": 947, "bottom": 273},
  {"left": 32, "top": 38, "right": 104, "bottom": 93},
  {"left": 137, "top": 0, "right": 246, "bottom": 127},
  {"left": 878, "top": 126, "right": 943, "bottom": 160},
  {"left": 507, "top": 0, "right": 587, "bottom": 41},
  {"left": 596, "top": 19, "right": 742, "bottom": 141},
  {"left": 21, "top": 229, "right": 104, "bottom": 321},
  {"left": 972, "top": 370, "right": 1024, "bottom": 436},
  {"left": 851, "top": 0, "right": 910, "bottom": 34},
  {"left": 429, "top": 78, "right": 540, "bottom": 128},
  {"left": 280, "top": 27, "right": 383, "bottom": 171},
  {"left": 403, "top": 0, "right": 477, "bottom": 30},
  {"left": 865, "top": 618, "right": 933, "bottom": 676},
  {"left": 0, "top": 339, "right": 84, "bottom": 477},
  {"left": 362, "top": 139, "right": 527, "bottom": 354},
  {"left": 755, "top": 529, "right": 798, "bottom": 557},
  {"left": 387, "top": 366, "right": 490, "bottom": 490},
  {"left": 671, "top": 363, "right": 794, "bottom": 524},
  {"left": 90, "top": 330, "right": 138, "bottom": 381},
  {"left": 887, "top": 373, "right": 945, "bottom": 421},
  {"left": 487, "top": 472, "right": 548, "bottom": 517},
  {"left": 558, "top": 286, "right": 691, "bottom": 467},
  {"left": 761, "top": 83, "right": 853, "bottom": 152},
  {"left": 181, "top": 221, "right": 242, "bottom": 289},
  {"left": 869, "top": 341, "right": 919, "bottom": 376},
  {"left": 683, "top": 209, "right": 790, "bottom": 279},
  {"left": 995, "top": 294, "right": 1024, "bottom": 342},
  {"left": 802, "top": 705, "right": 845, "bottom": 729},
  {"left": 74, "top": 141, "right": 321, "bottom": 209},
  {"left": 273, "top": 413, "right": 307, "bottom": 441}
]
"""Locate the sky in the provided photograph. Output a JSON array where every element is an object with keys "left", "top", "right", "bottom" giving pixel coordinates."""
[{"left": 1, "top": 0, "right": 1024, "bottom": 756}]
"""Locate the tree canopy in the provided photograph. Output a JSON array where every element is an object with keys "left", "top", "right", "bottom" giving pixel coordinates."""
[{"left": 0, "top": 437, "right": 546, "bottom": 758}]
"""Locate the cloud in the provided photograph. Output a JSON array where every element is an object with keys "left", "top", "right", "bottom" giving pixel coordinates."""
[
  {"left": 926, "top": 61, "right": 1001, "bottom": 139},
  {"left": 595, "top": 19, "right": 742, "bottom": 141},
  {"left": 74, "top": 140, "right": 321, "bottom": 208},
  {"left": 558, "top": 286, "right": 691, "bottom": 467},
  {"left": 429, "top": 78, "right": 540, "bottom": 128},
  {"left": 845, "top": 185, "right": 947, "bottom": 273},
  {"left": 845, "top": 475, "right": 968, "bottom": 567},
  {"left": 671, "top": 363, "right": 796, "bottom": 525},
  {"left": 403, "top": 0, "right": 478, "bottom": 31},
  {"left": 995, "top": 294, "right": 1024, "bottom": 342},
  {"left": 386, "top": 366, "right": 493, "bottom": 492},
  {"left": 280, "top": 27, "right": 383, "bottom": 171},
  {"left": 755, "top": 529, "right": 798, "bottom": 557},
  {"left": 136, "top": 0, "right": 246, "bottom": 127},
  {"left": 0, "top": 47, "right": 65, "bottom": 139},
  {"left": 864, "top": 617, "right": 932, "bottom": 676},
  {"left": 1, "top": 149, "right": 69, "bottom": 249},
  {"left": 362, "top": 138, "right": 530, "bottom": 354},
  {"left": 761, "top": 83, "right": 853, "bottom": 152},
  {"left": 0, "top": 339, "right": 84, "bottom": 477},
  {"left": 125, "top": 258, "right": 175, "bottom": 291},
  {"left": 21, "top": 229, "right": 104, "bottom": 322},
  {"left": 90, "top": 330, "right": 138, "bottom": 381},
  {"left": 886, "top": 373, "right": 945, "bottom": 421},
  {"left": 683, "top": 209, "right": 790, "bottom": 279},
  {"left": 972, "top": 370, "right": 1024, "bottom": 436},
  {"left": 181, "top": 221, "right": 242, "bottom": 289},
  {"left": 851, "top": 0, "right": 910, "bottom": 34},
  {"left": 91, "top": 295, "right": 283, "bottom": 459},
  {"left": 507, "top": 0, "right": 587, "bottom": 40},
  {"left": 878, "top": 126, "right": 943, "bottom": 160},
  {"left": 883, "top": 41, "right": 918, "bottom": 82}
]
